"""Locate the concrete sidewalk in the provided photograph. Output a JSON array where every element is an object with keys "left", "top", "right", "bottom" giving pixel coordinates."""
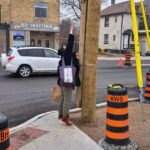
[
  {"left": 1, "top": 55, "right": 150, "bottom": 63},
  {"left": 10, "top": 111, "right": 103, "bottom": 150},
  {"left": 98, "top": 56, "right": 150, "bottom": 61}
]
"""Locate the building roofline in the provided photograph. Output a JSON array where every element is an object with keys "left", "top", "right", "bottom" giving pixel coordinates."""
[{"left": 101, "top": 1, "right": 140, "bottom": 17}]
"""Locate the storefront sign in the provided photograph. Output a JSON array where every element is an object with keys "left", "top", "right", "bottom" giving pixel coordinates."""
[{"left": 11, "top": 22, "right": 60, "bottom": 32}]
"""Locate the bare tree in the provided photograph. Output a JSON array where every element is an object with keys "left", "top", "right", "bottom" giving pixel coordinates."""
[
  {"left": 59, "top": 0, "right": 108, "bottom": 50},
  {"left": 59, "top": 18, "right": 80, "bottom": 51},
  {"left": 60, "top": 0, "right": 81, "bottom": 21},
  {"left": 61, "top": 0, "right": 108, "bottom": 21}
]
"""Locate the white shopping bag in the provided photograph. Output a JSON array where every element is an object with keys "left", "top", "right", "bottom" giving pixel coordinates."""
[{"left": 64, "top": 68, "right": 73, "bottom": 83}]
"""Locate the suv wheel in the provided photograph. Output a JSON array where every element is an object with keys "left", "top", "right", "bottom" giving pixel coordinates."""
[{"left": 18, "top": 65, "right": 32, "bottom": 78}]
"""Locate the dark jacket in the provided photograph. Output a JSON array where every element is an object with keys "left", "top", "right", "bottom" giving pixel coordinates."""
[{"left": 57, "top": 34, "right": 81, "bottom": 87}]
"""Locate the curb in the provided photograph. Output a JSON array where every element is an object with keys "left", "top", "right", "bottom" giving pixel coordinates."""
[
  {"left": 10, "top": 97, "right": 139, "bottom": 134},
  {"left": 10, "top": 111, "right": 57, "bottom": 134},
  {"left": 98, "top": 56, "right": 150, "bottom": 61}
]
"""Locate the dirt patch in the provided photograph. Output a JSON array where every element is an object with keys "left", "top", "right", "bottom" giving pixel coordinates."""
[{"left": 70, "top": 102, "right": 150, "bottom": 150}]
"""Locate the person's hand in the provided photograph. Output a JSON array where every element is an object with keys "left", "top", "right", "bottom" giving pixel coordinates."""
[{"left": 70, "top": 26, "right": 73, "bottom": 34}]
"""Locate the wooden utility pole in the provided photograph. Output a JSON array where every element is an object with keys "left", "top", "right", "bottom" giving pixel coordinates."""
[
  {"left": 79, "top": 0, "right": 100, "bottom": 123},
  {"left": 76, "top": 1, "right": 87, "bottom": 108}
]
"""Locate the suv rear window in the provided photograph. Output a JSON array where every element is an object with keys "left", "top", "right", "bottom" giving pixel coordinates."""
[
  {"left": 18, "top": 49, "right": 28, "bottom": 56},
  {"left": 18, "top": 49, "right": 45, "bottom": 57},
  {"left": 28, "top": 49, "right": 45, "bottom": 57}
]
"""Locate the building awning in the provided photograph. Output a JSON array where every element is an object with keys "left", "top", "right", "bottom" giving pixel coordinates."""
[{"left": 123, "top": 29, "right": 133, "bottom": 35}]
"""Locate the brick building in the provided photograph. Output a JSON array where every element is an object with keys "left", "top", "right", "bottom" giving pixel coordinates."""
[{"left": 0, "top": 0, "right": 60, "bottom": 53}]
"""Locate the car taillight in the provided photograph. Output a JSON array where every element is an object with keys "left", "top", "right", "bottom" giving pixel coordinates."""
[{"left": 8, "top": 56, "right": 15, "bottom": 62}]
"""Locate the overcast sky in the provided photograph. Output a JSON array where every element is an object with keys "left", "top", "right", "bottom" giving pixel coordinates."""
[
  {"left": 110, "top": 0, "right": 140, "bottom": 4},
  {"left": 114, "top": 0, "right": 140, "bottom": 3},
  {"left": 61, "top": 0, "right": 141, "bottom": 20}
]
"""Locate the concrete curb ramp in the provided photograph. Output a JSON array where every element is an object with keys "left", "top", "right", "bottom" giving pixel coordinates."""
[
  {"left": 11, "top": 112, "right": 103, "bottom": 150},
  {"left": 10, "top": 99, "right": 139, "bottom": 150}
]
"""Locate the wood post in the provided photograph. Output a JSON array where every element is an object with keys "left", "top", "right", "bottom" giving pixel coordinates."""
[
  {"left": 80, "top": 0, "right": 101, "bottom": 123},
  {"left": 76, "top": 1, "right": 87, "bottom": 108}
]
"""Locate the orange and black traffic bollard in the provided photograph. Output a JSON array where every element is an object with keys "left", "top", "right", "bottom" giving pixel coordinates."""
[
  {"left": 0, "top": 113, "right": 11, "bottom": 150},
  {"left": 99, "top": 84, "right": 138, "bottom": 149},
  {"left": 144, "top": 72, "right": 150, "bottom": 103},
  {"left": 124, "top": 51, "right": 131, "bottom": 66},
  {"left": 106, "top": 84, "right": 129, "bottom": 146}
]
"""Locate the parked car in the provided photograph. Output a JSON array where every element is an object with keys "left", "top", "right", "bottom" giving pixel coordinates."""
[{"left": 1, "top": 47, "right": 60, "bottom": 78}]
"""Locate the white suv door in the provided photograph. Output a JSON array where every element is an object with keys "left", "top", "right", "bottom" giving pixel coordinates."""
[
  {"left": 28, "top": 49, "right": 46, "bottom": 71},
  {"left": 43, "top": 48, "right": 60, "bottom": 72}
]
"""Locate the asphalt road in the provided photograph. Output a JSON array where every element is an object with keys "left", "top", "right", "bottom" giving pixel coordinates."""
[{"left": 0, "top": 59, "right": 149, "bottom": 127}]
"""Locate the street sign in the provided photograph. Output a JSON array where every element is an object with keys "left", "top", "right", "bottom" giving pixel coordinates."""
[{"left": 11, "top": 22, "right": 60, "bottom": 32}]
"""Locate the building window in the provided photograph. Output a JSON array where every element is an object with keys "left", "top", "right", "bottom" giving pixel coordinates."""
[
  {"left": 45, "top": 40, "right": 49, "bottom": 47},
  {"left": 30, "top": 39, "right": 35, "bottom": 46},
  {"left": 111, "top": 0, "right": 115, "bottom": 5},
  {"left": 104, "top": 34, "right": 109, "bottom": 44},
  {"left": 123, "top": 35, "right": 129, "bottom": 49},
  {"left": 113, "top": 35, "right": 116, "bottom": 41},
  {"left": 34, "top": 2, "right": 48, "bottom": 18},
  {"left": 38, "top": 39, "right": 41, "bottom": 47},
  {"left": 115, "top": 15, "right": 117, "bottom": 22},
  {"left": 104, "top": 16, "right": 109, "bottom": 27}
]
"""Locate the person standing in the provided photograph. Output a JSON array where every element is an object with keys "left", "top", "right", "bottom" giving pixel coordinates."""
[{"left": 57, "top": 26, "right": 80, "bottom": 126}]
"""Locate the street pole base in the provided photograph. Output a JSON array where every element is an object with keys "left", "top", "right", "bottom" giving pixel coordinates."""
[
  {"left": 99, "top": 138, "right": 138, "bottom": 150},
  {"left": 142, "top": 99, "right": 150, "bottom": 104},
  {"left": 124, "top": 63, "right": 132, "bottom": 66}
]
